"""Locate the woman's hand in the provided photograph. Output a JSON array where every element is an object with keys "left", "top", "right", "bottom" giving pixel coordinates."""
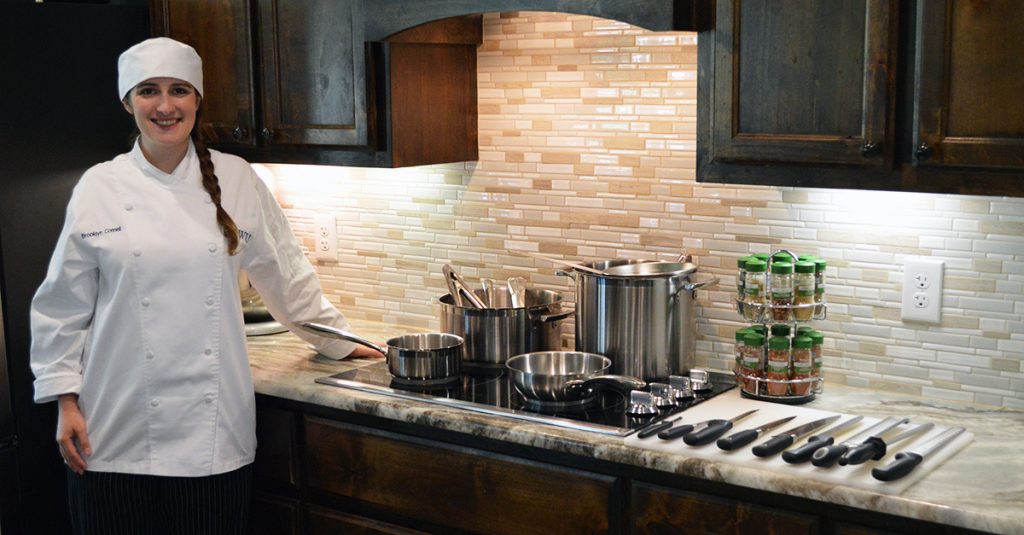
[
  {"left": 56, "top": 394, "right": 91, "bottom": 475},
  {"left": 347, "top": 344, "right": 385, "bottom": 359}
]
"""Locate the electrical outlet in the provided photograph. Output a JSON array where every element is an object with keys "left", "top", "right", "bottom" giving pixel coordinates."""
[
  {"left": 901, "top": 258, "right": 943, "bottom": 323},
  {"left": 314, "top": 213, "right": 337, "bottom": 261}
]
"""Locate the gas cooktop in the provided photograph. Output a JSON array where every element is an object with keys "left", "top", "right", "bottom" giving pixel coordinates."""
[{"left": 316, "top": 363, "right": 734, "bottom": 436}]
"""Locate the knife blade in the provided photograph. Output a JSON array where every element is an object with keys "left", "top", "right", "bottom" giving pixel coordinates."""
[
  {"left": 636, "top": 416, "right": 681, "bottom": 439},
  {"left": 752, "top": 415, "right": 841, "bottom": 457},
  {"left": 839, "top": 422, "right": 935, "bottom": 466},
  {"left": 811, "top": 416, "right": 908, "bottom": 467},
  {"left": 717, "top": 415, "right": 796, "bottom": 451},
  {"left": 782, "top": 415, "right": 864, "bottom": 464},
  {"left": 682, "top": 409, "right": 759, "bottom": 446},
  {"left": 871, "top": 427, "right": 966, "bottom": 481}
]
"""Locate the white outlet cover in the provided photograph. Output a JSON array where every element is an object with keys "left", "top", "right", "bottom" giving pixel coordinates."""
[
  {"left": 901, "top": 258, "right": 943, "bottom": 323},
  {"left": 314, "top": 213, "right": 337, "bottom": 261}
]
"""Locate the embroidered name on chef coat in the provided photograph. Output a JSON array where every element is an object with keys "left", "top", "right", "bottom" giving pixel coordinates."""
[
  {"left": 81, "top": 226, "right": 123, "bottom": 239},
  {"left": 238, "top": 229, "right": 252, "bottom": 243}
]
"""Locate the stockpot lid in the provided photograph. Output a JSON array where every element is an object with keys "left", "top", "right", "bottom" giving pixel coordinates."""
[{"left": 585, "top": 259, "right": 699, "bottom": 278}]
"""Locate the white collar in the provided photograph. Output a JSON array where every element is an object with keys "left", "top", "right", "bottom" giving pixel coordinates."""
[{"left": 130, "top": 139, "right": 197, "bottom": 185}]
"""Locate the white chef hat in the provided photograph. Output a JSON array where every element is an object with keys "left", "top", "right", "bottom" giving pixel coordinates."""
[{"left": 117, "top": 37, "right": 203, "bottom": 100}]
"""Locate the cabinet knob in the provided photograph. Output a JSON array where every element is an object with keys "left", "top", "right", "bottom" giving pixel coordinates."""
[
  {"left": 232, "top": 127, "right": 246, "bottom": 141},
  {"left": 860, "top": 141, "right": 880, "bottom": 157},
  {"left": 260, "top": 127, "right": 274, "bottom": 140},
  {"left": 915, "top": 142, "right": 932, "bottom": 159}
]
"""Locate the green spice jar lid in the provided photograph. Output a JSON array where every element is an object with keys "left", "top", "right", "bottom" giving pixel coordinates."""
[
  {"left": 770, "top": 324, "right": 791, "bottom": 337},
  {"left": 738, "top": 256, "right": 753, "bottom": 269},
  {"left": 793, "top": 336, "right": 813, "bottom": 349},
  {"left": 772, "top": 252, "right": 795, "bottom": 263},
  {"left": 744, "top": 332, "right": 765, "bottom": 346},
  {"left": 795, "top": 260, "right": 815, "bottom": 273},
  {"left": 750, "top": 325, "right": 768, "bottom": 336},
  {"left": 808, "top": 331, "right": 824, "bottom": 344},
  {"left": 769, "top": 336, "right": 791, "bottom": 350},
  {"left": 746, "top": 259, "right": 767, "bottom": 272},
  {"left": 814, "top": 258, "right": 827, "bottom": 272},
  {"left": 752, "top": 253, "right": 770, "bottom": 261},
  {"left": 735, "top": 328, "right": 752, "bottom": 342},
  {"left": 770, "top": 261, "right": 793, "bottom": 274},
  {"left": 795, "top": 326, "right": 814, "bottom": 336},
  {"left": 798, "top": 254, "right": 817, "bottom": 262}
]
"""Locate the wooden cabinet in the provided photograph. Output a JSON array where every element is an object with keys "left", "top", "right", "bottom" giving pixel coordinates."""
[{"left": 698, "top": 0, "right": 1024, "bottom": 196}]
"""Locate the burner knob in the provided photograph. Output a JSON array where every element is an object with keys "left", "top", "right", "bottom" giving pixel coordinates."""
[
  {"left": 626, "top": 391, "right": 658, "bottom": 417},
  {"left": 689, "top": 368, "right": 714, "bottom": 392},
  {"left": 648, "top": 383, "right": 678, "bottom": 409},
  {"left": 668, "top": 375, "right": 696, "bottom": 401}
]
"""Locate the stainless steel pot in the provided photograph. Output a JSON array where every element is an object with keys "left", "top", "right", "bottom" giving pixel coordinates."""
[
  {"left": 560, "top": 259, "right": 718, "bottom": 381},
  {"left": 301, "top": 322, "right": 463, "bottom": 384},
  {"left": 505, "top": 351, "right": 645, "bottom": 403},
  {"left": 440, "top": 288, "right": 572, "bottom": 367}
]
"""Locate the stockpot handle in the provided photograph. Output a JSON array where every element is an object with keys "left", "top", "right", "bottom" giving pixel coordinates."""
[
  {"left": 672, "top": 275, "right": 719, "bottom": 295},
  {"left": 536, "top": 309, "right": 575, "bottom": 323},
  {"left": 300, "top": 322, "right": 390, "bottom": 355},
  {"left": 555, "top": 268, "right": 577, "bottom": 281}
]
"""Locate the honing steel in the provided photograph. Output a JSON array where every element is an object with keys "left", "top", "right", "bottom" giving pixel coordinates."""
[
  {"left": 838, "top": 422, "right": 935, "bottom": 466},
  {"left": 812, "top": 416, "right": 908, "bottom": 467},
  {"left": 717, "top": 415, "right": 796, "bottom": 451},
  {"left": 751, "top": 415, "right": 841, "bottom": 457},
  {"left": 871, "top": 427, "right": 967, "bottom": 482},
  {"left": 509, "top": 249, "right": 610, "bottom": 276},
  {"left": 636, "top": 416, "right": 682, "bottom": 439},
  {"left": 782, "top": 415, "right": 864, "bottom": 464},
  {"left": 681, "top": 409, "right": 759, "bottom": 446}
]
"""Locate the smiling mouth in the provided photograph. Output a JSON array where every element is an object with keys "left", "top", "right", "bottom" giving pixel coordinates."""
[{"left": 152, "top": 118, "right": 181, "bottom": 127}]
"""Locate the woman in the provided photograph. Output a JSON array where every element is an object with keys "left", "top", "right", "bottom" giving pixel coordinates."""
[{"left": 29, "top": 37, "right": 380, "bottom": 534}]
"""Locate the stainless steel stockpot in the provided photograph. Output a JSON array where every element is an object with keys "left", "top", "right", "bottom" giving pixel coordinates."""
[
  {"left": 561, "top": 259, "right": 718, "bottom": 381},
  {"left": 505, "top": 351, "right": 645, "bottom": 404},
  {"left": 439, "top": 288, "right": 572, "bottom": 367}
]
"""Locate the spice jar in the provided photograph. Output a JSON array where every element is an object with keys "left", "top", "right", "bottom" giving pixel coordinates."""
[
  {"left": 814, "top": 258, "right": 827, "bottom": 316},
  {"left": 741, "top": 332, "right": 765, "bottom": 394},
  {"left": 766, "top": 336, "right": 791, "bottom": 396},
  {"left": 769, "top": 261, "right": 793, "bottom": 322},
  {"left": 743, "top": 259, "right": 767, "bottom": 321},
  {"left": 791, "top": 336, "right": 813, "bottom": 396},
  {"left": 809, "top": 330, "right": 824, "bottom": 391},
  {"left": 793, "top": 260, "right": 816, "bottom": 321},
  {"left": 770, "top": 324, "right": 791, "bottom": 338},
  {"left": 795, "top": 325, "right": 814, "bottom": 338},
  {"left": 737, "top": 256, "right": 752, "bottom": 300},
  {"left": 734, "top": 328, "right": 751, "bottom": 384}
]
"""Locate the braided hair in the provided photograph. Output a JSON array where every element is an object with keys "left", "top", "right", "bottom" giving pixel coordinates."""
[{"left": 191, "top": 109, "right": 240, "bottom": 255}]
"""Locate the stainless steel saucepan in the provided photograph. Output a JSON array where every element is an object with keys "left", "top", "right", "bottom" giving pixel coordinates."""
[
  {"left": 302, "top": 322, "right": 463, "bottom": 384},
  {"left": 505, "top": 351, "right": 645, "bottom": 404}
]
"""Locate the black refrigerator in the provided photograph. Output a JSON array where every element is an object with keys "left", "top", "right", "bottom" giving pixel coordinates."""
[{"left": 0, "top": 2, "right": 149, "bottom": 532}]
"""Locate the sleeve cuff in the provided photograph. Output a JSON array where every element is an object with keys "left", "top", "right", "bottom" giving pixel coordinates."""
[
  {"left": 33, "top": 374, "right": 82, "bottom": 404},
  {"left": 314, "top": 338, "right": 358, "bottom": 360}
]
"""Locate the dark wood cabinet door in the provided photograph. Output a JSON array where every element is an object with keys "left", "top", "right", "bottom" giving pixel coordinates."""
[
  {"left": 253, "top": 404, "right": 301, "bottom": 491},
  {"left": 631, "top": 482, "right": 819, "bottom": 535},
  {"left": 256, "top": 0, "right": 368, "bottom": 147},
  {"left": 151, "top": 0, "right": 257, "bottom": 147},
  {"left": 913, "top": 0, "right": 1024, "bottom": 169},
  {"left": 701, "top": 0, "right": 898, "bottom": 170},
  {"left": 306, "top": 505, "right": 428, "bottom": 535},
  {"left": 249, "top": 493, "right": 300, "bottom": 535},
  {"left": 304, "top": 416, "right": 615, "bottom": 535}
]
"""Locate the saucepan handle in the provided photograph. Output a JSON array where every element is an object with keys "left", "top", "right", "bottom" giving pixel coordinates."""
[
  {"left": 565, "top": 375, "right": 646, "bottom": 395},
  {"left": 300, "top": 322, "right": 390, "bottom": 355}
]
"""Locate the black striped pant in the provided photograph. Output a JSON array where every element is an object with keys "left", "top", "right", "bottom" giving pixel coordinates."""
[{"left": 66, "top": 464, "right": 253, "bottom": 535}]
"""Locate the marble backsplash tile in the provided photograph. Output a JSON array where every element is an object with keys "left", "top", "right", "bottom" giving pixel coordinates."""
[{"left": 255, "top": 12, "right": 1023, "bottom": 407}]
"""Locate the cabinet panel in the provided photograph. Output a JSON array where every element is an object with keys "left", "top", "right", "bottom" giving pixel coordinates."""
[
  {"left": 151, "top": 0, "right": 256, "bottom": 146},
  {"left": 249, "top": 493, "right": 300, "bottom": 535},
  {"left": 706, "top": 0, "right": 897, "bottom": 167},
  {"left": 253, "top": 404, "right": 300, "bottom": 491},
  {"left": 631, "top": 481, "right": 819, "bottom": 535},
  {"left": 304, "top": 416, "right": 614, "bottom": 535},
  {"left": 256, "top": 0, "right": 367, "bottom": 146},
  {"left": 306, "top": 505, "right": 427, "bottom": 535},
  {"left": 913, "top": 0, "right": 1024, "bottom": 168}
]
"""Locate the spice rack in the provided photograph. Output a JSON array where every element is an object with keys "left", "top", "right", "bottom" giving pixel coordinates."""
[{"left": 733, "top": 249, "right": 826, "bottom": 404}]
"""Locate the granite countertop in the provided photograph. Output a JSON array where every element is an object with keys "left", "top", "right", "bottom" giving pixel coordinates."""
[{"left": 247, "top": 319, "right": 1024, "bottom": 535}]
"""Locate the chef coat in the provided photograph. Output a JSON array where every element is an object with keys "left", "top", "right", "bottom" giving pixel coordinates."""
[{"left": 30, "top": 141, "right": 356, "bottom": 477}]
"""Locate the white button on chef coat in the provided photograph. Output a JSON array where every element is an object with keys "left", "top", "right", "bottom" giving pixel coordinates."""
[{"left": 30, "top": 141, "right": 357, "bottom": 477}]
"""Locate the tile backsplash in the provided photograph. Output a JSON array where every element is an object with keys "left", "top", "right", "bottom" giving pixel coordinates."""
[{"left": 256, "top": 12, "right": 1023, "bottom": 407}]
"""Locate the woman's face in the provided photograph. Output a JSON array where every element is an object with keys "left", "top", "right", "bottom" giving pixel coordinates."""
[{"left": 122, "top": 77, "right": 199, "bottom": 152}]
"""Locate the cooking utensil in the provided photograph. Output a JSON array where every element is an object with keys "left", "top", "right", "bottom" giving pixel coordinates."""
[
  {"left": 442, "top": 264, "right": 464, "bottom": 307},
  {"left": 480, "top": 278, "right": 497, "bottom": 308},
  {"left": 507, "top": 277, "right": 527, "bottom": 308},
  {"left": 782, "top": 415, "right": 864, "bottom": 464},
  {"left": 443, "top": 264, "right": 486, "bottom": 309},
  {"left": 505, "top": 351, "right": 645, "bottom": 404},
  {"left": 440, "top": 289, "right": 572, "bottom": 367},
  {"left": 716, "top": 415, "right": 796, "bottom": 451},
  {"left": 681, "top": 409, "right": 759, "bottom": 446},
  {"left": 839, "top": 422, "right": 935, "bottom": 466},
  {"left": 812, "top": 416, "right": 908, "bottom": 467},
  {"left": 511, "top": 249, "right": 611, "bottom": 276},
  {"left": 752, "top": 415, "right": 841, "bottom": 457},
  {"left": 301, "top": 322, "right": 463, "bottom": 383},
  {"left": 872, "top": 427, "right": 966, "bottom": 481},
  {"left": 636, "top": 416, "right": 681, "bottom": 439}
]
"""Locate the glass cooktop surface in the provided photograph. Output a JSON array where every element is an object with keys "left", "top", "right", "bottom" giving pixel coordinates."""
[{"left": 316, "top": 363, "right": 734, "bottom": 436}]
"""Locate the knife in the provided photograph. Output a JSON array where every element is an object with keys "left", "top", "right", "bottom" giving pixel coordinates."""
[
  {"left": 811, "top": 416, "right": 908, "bottom": 467},
  {"left": 682, "top": 409, "right": 759, "bottom": 446},
  {"left": 872, "top": 427, "right": 966, "bottom": 481},
  {"left": 636, "top": 416, "right": 681, "bottom": 439},
  {"left": 838, "top": 422, "right": 935, "bottom": 466},
  {"left": 751, "top": 415, "right": 841, "bottom": 457},
  {"left": 782, "top": 415, "right": 864, "bottom": 464},
  {"left": 717, "top": 415, "right": 796, "bottom": 451}
]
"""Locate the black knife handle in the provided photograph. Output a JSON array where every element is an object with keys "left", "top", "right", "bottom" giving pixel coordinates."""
[
  {"left": 683, "top": 420, "right": 731, "bottom": 446},
  {"left": 657, "top": 423, "right": 695, "bottom": 440},
  {"left": 753, "top": 435, "right": 795, "bottom": 457},
  {"left": 637, "top": 420, "right": 676, "bottom": 439},
  {"left": 717, "top": 429, "right": 759, "bottom": 451},
  {"left": 839, "top": 437, "right": 886, "bottom": 466},
  {"left": 783, "top": 436, "right": 832, "bottom": 464},
  {"left": 871, "top": 452, "right": 924, "bottom": 481},
  {"left": 811, "top": 443, "right": 848, "bottom": 467}
]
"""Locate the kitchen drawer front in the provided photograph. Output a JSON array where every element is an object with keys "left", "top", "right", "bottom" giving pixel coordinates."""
[
  {"left": 306, "top": 505, "right": 428, "bottom": 535},
  {"left": 254, "top": 405, "right": 301, "bottom": 491},
  {"left": 304, "top": 416, "right": 614, "bottom": 535},
  {"left": 631, "top": 481, "right": 819, "bottom": 534}
]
